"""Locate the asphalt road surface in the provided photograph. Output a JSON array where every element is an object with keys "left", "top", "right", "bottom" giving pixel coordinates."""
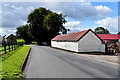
[{"left": 23, "top": 45, "right": 118, "bottom": 78}]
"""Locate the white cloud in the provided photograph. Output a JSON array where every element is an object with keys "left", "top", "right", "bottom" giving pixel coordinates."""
[
  {"left": 2, "top": 4, "right": 34, "bottom": 28},
  {"left": 46, "top": 2, "right": 112, "bottom": 20},
  {"left": 1, "top": 2, "right": 113, "bottom": 35},
  {"left": 0, "top": 28, "right": 5, "bottom": 34},
  {"left": 95, "top": 5, "right": 112, "bottom": 18},
  {"left": 0, "top": 10, "right": 2, "bottom": 14},
  {"left": 1, "top": 0, "right": 118, "bottom": 2},
  {"left": 63, "top": 21, "right": 81, "bottom": 28},
  {"left": 63, "top": 21, "right": 84, "bottom": 33},
  {"left": 1, "top": 0, "right": 85, "bottom": 2},
  {"left": 0, "top": 27, "right": 16, "bottom": 35},
  {"left": 3, "top": 4, "right": 10, "bottom": 7},
  {"left": 95, "top": 17, "right": 118, "bottom": 33}
]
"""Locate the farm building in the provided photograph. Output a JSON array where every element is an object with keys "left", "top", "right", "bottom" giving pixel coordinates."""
[
  {"left": 97, "top": 34, "right": 120, "bottom": 43},
  {"left": 0, "top": 35, "right": 3, "bottom": 42},
  {"left": 3, "top": 34, "right": 17, "bottom": 44},
  {"left": 0, "top": 35, "right": 3, "bottom": 46},
  {"left": 97, "top": 34, "right": 120, "bottom": 54},
  {"left": 51, "top": 29, "right": 105, "bottom": 53}
]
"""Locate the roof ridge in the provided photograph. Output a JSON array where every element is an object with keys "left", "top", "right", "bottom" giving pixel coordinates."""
[{"left": 52, "top": 29, "right": 91, "bottom": 41}]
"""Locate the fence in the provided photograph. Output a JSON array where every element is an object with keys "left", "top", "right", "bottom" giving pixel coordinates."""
[
  {"left": 0, "top": 42, "right": 23, "bottom": 55},
  {"left": 106, "top": 42, "right": 120, "bottom": 55}
]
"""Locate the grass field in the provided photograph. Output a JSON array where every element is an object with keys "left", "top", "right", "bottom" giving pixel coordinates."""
[
  {"left": 17, "top": 39, "right": 25, "bottom": 43},
  {"left": 0, "top": 45, "right": 30, "bottom": 79},
  {"left": 0, "top": 46, "right": 3, "bottom": 51}
]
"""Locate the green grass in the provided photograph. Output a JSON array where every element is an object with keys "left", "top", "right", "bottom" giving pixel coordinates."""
[
  {"left": 0, "top": 45, "right": 30, "bottom": 79},
  {"left": 0, "top": 46, "right": 3, "bottom": 51},
  {"left": 17, "top": 39, "right": 24, "bottom": 42},
  {"left": 0, "top": 46, "right": 13, "bottom": 50}
]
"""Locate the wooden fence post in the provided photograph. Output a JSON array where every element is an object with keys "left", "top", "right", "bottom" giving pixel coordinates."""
[
  {"left": 8, "top": 43, "right": 10, "bottom": 52},
  {"left": 14, "top": 43, "right": 15, "bottom": 49},
  {"left": 4, "top": 41, "right": 6, "bottom": 54},
  {"left": 12, "top": 44, "right": 13, "bottom": 50},
  {"left": 22, "top": 42, "right": 23, "bottom": 46}
]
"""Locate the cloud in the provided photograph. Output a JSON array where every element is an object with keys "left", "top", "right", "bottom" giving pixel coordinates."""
[
  {"left": 0, "top": 28, "right": 4, "bottom": 34},
  {"left": 1, "top": 0, "right": 85, "bottom": 2},
  {"left": 47, "top": 2, "right": 112, "bottom": 20},
  {"left": 63, "top": 21, "right": 81, "bottom": 28},
  {"left": 1, "top": 2, "right": 112, "bottom": 35},
  {"left": 0, "top": 27, "right": 16, "bottom": 35},
  {"left": 95, "top": 5, "right": 112, "bottom": 18},
  {"left": 2, "top": 3, "right": 34, "bottom": 28},
  {"left": 95, "top": 17, "right": 118, "bottom": 33},
  {"left": 63, "top": 21, "right": 89, "bottom": 33},
  {"left": 1, "top": 0, "right": 118, "bottom": 2}
]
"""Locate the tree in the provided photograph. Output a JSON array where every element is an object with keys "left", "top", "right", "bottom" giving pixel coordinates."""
[
  {"left": 16, "top": 24, "right": 33, "bottom": 44},
  {"left": 43, "top": 13, "right": 66, "bottom": 45},
  {"left": 28, "top": 7, "right": 50, "bottom": 45},
  {"left": 27, "top": 7, "right": 67, "bottom": 45},
  {"left": 117, "top": 32, "right": 120, "bottom": 35},
  {"left": 94, "top": 27, "right": 110, "bottom": 34}
]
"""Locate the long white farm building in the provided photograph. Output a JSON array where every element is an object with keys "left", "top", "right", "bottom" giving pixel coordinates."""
[{"left": 51, "top": 29, "right": 105, "bottom": 53}]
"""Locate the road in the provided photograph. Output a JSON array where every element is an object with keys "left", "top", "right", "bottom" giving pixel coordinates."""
[{"left": 23, "top": 45, "right": 118, "bottom": 78}]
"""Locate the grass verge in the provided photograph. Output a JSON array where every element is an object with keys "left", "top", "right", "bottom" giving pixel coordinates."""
[{"left": 0, "top": 45, "right": 30, "bottom": 79}]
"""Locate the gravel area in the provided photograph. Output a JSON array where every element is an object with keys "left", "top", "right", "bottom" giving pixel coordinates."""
[{"left": 74, "top": 53, "right": 119, "bottom": 65}]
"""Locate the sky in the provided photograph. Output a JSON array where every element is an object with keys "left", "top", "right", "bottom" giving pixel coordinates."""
[{"left": 0, "top": 0, "right": 119, "bottom": 36}]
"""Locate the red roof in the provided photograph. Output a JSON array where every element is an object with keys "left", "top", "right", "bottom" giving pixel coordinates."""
[
  {"left": 52, "top": 29, "right": 90, "bottom": 41},
  {"left": 52, "top": 29, "right": 102, "bottom": 41},
  {"left": 97, "top": 34, "right": 120, "bottom": 40}
]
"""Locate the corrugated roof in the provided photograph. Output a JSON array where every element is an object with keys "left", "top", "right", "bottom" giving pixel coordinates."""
[
  {"left": 52, "top": 29, "right": 91, "bottom": 41},
  {"left": 97, "top": 34, "right": 120, "bottom": 40}
]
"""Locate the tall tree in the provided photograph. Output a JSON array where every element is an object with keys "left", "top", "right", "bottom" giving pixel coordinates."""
[
  {"left": 27, "top": 7, "right": 67, "bottom": 45},
  {"left": 94, "top": 27, "right": 110, "bottom": 34},
  {"left": 43, "top": 13, "right": 66, "bottom": 45},
  {"left": 16, "top": 24, "right": 33, "bottom": 44},
  {"left": 28, "top": 7, "right": 50, "bottom": 45}
]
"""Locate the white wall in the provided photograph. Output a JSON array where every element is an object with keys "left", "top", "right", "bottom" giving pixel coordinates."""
[
  {"left": 51, "top": 41, "right": 79, "bottom": 52},
  {"left": 99, "top": 44, "right": 105, "bottom": 52},
  {"left": 51, "top": 30, "right": 105, "bottom": 53},
  {"left": 78, "top": 31, "right": 105, "bottom": 52}
]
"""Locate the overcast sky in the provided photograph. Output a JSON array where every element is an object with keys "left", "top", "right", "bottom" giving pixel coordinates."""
[{"left": 0, "top": 0, "right": 119, "bottom": 35}]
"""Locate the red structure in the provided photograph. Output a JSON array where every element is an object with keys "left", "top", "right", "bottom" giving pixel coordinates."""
[{"left": 97, "top": 34, "right": 120, "bottom": 42}]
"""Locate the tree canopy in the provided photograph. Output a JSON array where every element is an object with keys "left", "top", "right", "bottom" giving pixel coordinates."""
[
  {"left": 16, "top": 24, "right": 33, "bottom": 44},
  {"left": 94, "top": 27, "right": 110, "bottom": 34},
  {"left": 16, "top": 7, "right": 67, "bottom": 45}
]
